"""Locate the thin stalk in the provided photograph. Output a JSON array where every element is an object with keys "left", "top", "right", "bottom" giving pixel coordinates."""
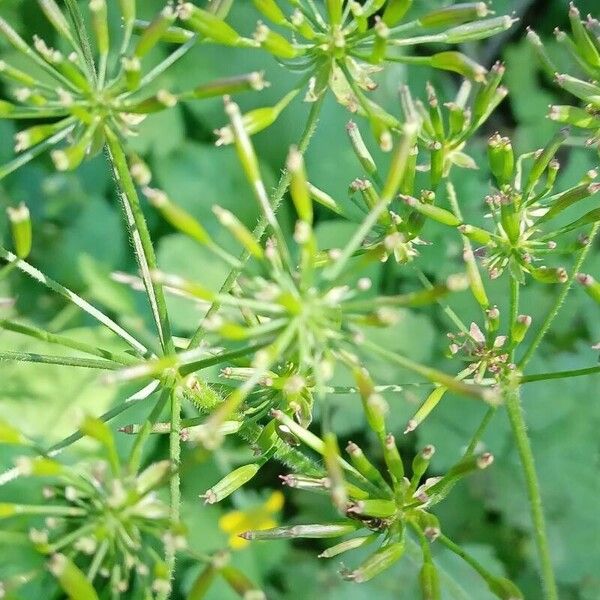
[
  {"left": 207, "top": 0, "right": 235, "bottom": 18},
  {"left": 64, "top": 0, "right": 97, "bottom": 83},
  {"left": 179, "top": 342, "right": 269, "bottom": 376},
  {"left": 504, "top": 384, "right": 558, "bottom": 600},
  {"left": 105, "top": 128, "right": 175, "bottom": 356},
  {"left": 48, "top": 381, "right": 159, "bottom": 455},
  {"left": 0, "top": 350, "right": 118, "bottom": 370},
  {"left": 106, "top": 122, "right": 183, "bottom": 589},
  {"left": 360, "top": 339, "right": 491, "bottom": 401},
  {"left": 376, "top": 54, "right": 431, "bottom": 65},
  {"left": 0, "top": 382, "right": 159, "bottom": 488},
  {"left": 323, "top": 197, "right": 390, "bottom": 281},
  {"left": 519, "top": 223, "right": 600, "bottom": 369},
  {"left": 463, "top": 406, "right": 496, "bottom": 457},
  {"left": 447, "top": 180, "right": 489, "bottom": 313},
  {"left": 238, "top": 421, "right": 322, "bottom": 478},
  {"left": 509, "top": 277, "right": 520, "bottom": 342},
  {"left": 138, "top": 36, "right": 198, "bottom": 90},
  {"left": 3, "top": 504, "right": 86, "bottom": 517},
  {"left": 166, "top": 387, "right": 182, "bottom": 585},
  {"left": 0, "top": 319, "right": 138, "bottom": 365},
  {"left": 0, "top": 262, "right": 18, "bottom": 282},
  {"left": 465, "top": 266, "right": 522, "bottom": 457},
  {"left": 414, "top": 267, "right": 468, "bottom": 333},
  {"left": 338, "top": 61, "right": 399, "bottom": 131},
  {"left": 187, "top": 95, "right": 325, "bottom": 349},
  {"left": 0, "top": 247, "right": 147, "bottom": 355},
  {"left": 129, "top": 378, "right": 175, "bottom": 473},
  {"left": 438, "top": 534, "right": 501, "bottom": 585},
  {"left": 521, "top": 365, "right": 600, "bottom": 383},
  {"left": 49, "top": 523, "right": 96, "bottom": 554}
]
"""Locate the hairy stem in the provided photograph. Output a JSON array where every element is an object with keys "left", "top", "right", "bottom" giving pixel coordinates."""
[
  {"left": 509, "top": 277, "right": 520, "bottom": 343},
  {"left": 64, "top": 0, "right": 97, "bottom": 83},
  {"left": 105, "top": 129, "right": 175, "bottom": 356},
  {"left": 0, "top": 247, "right": 147, "bottom": 355},
  {"left": 504, "top": 384, "right": 558, "bottom": 600},
  {"left": 166, "top": 387, "right": 182, "bottom": 588},
  {"left": 0, "top": 319, "right": 138, "bottom": 365},
  {"left": 105, "top": 130, "right": 182, "bottom": 589},
  {"left": 129, "top": 379, "right": 174, "bottom": 473}
]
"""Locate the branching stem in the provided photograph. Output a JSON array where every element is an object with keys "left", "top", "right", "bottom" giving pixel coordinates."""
[
  {"left": 519, "top": 223, "right": 600, "bottom": 370},
  {"left": 504, "top": 384, "right": 558, "bottom": 600},
  {"left": 187, "top": 96, "right": 326, "bottom": 349}
]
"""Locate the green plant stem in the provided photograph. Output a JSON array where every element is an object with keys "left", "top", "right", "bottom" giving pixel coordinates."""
[
  {"left": 105, "top": 130, "right": 175, "bottom": 356},
  {"left": 414, "top": 267, "right": 468, "bottom": 334},
  {"left": 521, "top": 364, "right": 600, "bottom": 383},
  {"left": 437, "top": 534, "right": 499, "bottom": 585},
  {"left": 504, "top": 384, "right": 558, "bottom": 600},
  {"left": 238, "top": 422, "right": 322, "bottom": 478},
  {"left": 187, "top": 96, "right": 325, "bottom": 349},
  {"left": 179, "top": 342, "right": 269, "bottom": 376},
  {"left": 64, "top": 0, "right": 97, "bottom": 83},
  {"left": 519, "top": 222, "right": 600, "bottom": 370},
  {"left": 0, "top": 319, "right": 138, "bottom": 365},
  {"left": 0, "top": 249, "right": 147, "bottom": 356},
  {"left": 5, "top": 504, "right": 86, "bottom": 517},
  {"left": 0, "top": 124, "right": 75, "bottom": 181},
  {"left": 208, "top": 0, "right": 235, "bottom": 18},
  {"left": 166, "top": 387, "right": 182, "bottom": 587},
  {"left": 509, "top": 277, "right": 520, "bottom": 343},
  {"left": 361, "top": 339, "right": 492, "bottom": 400},
  {"left": 106, "top": 126, "right": 182, "bottom": 591},
  {"left": 323, "top": 197, "right": 390, "bottom": 280},
  {"left": 447, "top": 180, "right": 489, "bottom": 313},
  {"left": 48, "top": 381, "right": 159, "bottom": 455},
  {"left": 463, "top": 406, "right": 496, "bottom": 456},
  {"left": 465, "top": 275, "right": 521, "bottom": 457},
  {"left": 129, "top": 379, "right": 175, "bottom": 473},
  {"left": 0, "top": 350, "right": 118, "bottom": 370}
]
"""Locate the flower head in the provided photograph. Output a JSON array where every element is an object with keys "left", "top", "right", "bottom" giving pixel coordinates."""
[
  {"left": 0, "top": 416, "right": 180, "bottom": 598},
  {"left": 340, "top": 67, "right": 507, "bottom": 264},
  {"left": 448, "top": 321, "right": 511, "bottom": 383},
  {"left": 144, "top": 97, "right": 482, "bottom": 432},
  {"left": 236, "top": 397, "right": 500, "bottom": 591},
  {"left": 0, "top": 2, "right": 266, "bottom": 178},
  {"left": 406, "top": 127, "right": 600, "bottom": 283},
  {"left": 174, "top": 1, "right": 516, "bottom": 147}
]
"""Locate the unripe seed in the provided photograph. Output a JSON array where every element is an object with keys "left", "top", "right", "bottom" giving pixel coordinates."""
[
  {"left": 7, "top": 203, "right": 32, "bottom": 259},
  {"left": 201, "top": 463, "right": 261, "bottom": 504},
  {"left": 342, "top": 541, "right": 405, "bottom": 583}
]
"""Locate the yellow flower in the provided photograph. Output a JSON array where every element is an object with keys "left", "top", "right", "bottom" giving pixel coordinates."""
[{"left": 218, "top": 490, "right": 284, "bottom": 550}]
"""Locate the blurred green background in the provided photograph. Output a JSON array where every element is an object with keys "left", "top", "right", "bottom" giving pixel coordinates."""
[{"left": 1, "top": 1, "right": 599, "bottom": 598}]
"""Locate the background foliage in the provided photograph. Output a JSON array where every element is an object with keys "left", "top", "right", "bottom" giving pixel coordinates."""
[{"left": 0, "top": 1, "right": 599, "bottom": 598}]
